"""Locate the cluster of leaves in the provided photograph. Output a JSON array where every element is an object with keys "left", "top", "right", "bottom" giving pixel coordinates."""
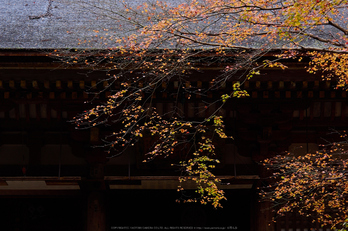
[
  {"left": 340, "top": 219, "right": 348, "bottom": 231},
  {"left": 262, "top": 130, "right": 348, "bottom": 229},
  {"left": 308, "top": 52, "right": 348, "bottom": 89},
  {"left": 55, "top": 0, "right": 348, "bottom": 208},
  {"left": 74, "top": 74, "right": 232, "bottom": 207},
  {"left": 65, "top": 0, "right": 348, "bottom": 86},
  {"left": 176, "top": 119, "right": 229, "bottom": 208}
]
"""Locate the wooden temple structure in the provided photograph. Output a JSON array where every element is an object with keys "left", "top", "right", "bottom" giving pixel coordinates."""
[{"left": 0, "top": 48, "right": 346, "bottom": 231}]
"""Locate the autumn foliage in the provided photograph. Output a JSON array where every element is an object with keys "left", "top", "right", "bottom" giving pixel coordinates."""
[
  {"left": 55, "top": 0, "right": 348, "bottom": 209},
  {"left": 262, "top": 130, "right": 348, "bottom": 229}
]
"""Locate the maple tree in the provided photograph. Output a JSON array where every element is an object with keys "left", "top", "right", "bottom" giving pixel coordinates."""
[
  {"left": 262, "top": 130, "right": 348, "bottom": 229},
  {"left": 54, "top": 0, "right": 348, "bottom": 209}
]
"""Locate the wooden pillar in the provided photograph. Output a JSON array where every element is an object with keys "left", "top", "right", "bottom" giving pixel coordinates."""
[
  {"left": 83, "top": 148, "right": 108, "bottom": 231},
  {"left": 81, "top": 175, "right": 108, "bottom": 231},
  {"left": 255, "top": 200, "right": 274, "bottom": 231},
  {"left": 86, "top": 191, "right": 106, "bottom": 231},
  {"left": 252, "top": 164, "right": 275, "bottom": 231}
]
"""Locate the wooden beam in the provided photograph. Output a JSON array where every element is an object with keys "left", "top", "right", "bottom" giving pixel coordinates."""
[{"left": 104, "top": 175, "right": 259, "bottom": 180}]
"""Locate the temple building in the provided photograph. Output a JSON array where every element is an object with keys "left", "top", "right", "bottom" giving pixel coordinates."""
[{"left": 0, "top": 1, "right": 346, "bottom": 230}]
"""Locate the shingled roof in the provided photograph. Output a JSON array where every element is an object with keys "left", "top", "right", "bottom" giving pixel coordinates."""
[
  {"left": 1, "top": 0, "right": 347, "bottom": 50},
  {"left": 0, "top": 0, "right": 131, "bottom": 49}
]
